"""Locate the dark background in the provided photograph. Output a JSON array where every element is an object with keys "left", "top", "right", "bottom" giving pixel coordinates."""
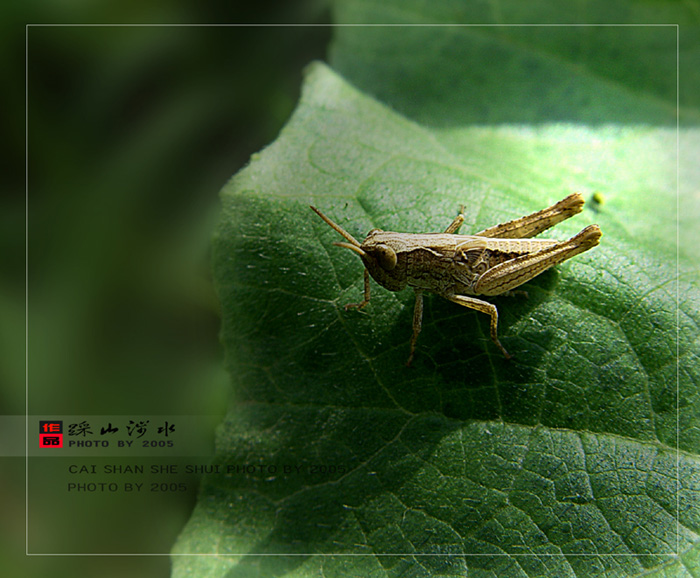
[{"left": 3, "top": 3, "right": 331, "bottom": 577}]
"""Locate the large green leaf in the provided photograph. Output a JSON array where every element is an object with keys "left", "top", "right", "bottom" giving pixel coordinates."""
[{"left": 173, "top": 12, "right": 700, "bottom": 578}]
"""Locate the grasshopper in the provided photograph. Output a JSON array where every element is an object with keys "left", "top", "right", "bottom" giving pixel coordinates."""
[{"left": 311, "top": 193, "right": 601, "bottom": 364}]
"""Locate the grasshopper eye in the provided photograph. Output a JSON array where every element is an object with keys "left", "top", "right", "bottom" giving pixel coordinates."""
[{"left": 373, "top": 244, "right": 397, "bottom": 271}]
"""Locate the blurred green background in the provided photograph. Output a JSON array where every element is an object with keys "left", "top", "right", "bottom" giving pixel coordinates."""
[{"left": 2, "top": 3, "right": 330, "bottom": 577}]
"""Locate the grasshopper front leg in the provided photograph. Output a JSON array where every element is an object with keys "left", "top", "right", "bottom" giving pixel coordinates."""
[{"left": 345, "top": 269, "right": 371, "bottom": 310}]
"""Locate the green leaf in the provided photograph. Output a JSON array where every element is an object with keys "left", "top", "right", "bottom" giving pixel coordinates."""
[
  {"left": 173, "top": 12, "right": 700, "bottom": 578},
  {"left": 330, "top": 1, "right": 699, "bottom": 126}
]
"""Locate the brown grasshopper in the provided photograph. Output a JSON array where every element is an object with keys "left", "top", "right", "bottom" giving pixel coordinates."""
[{"left": 311, "top": 193, "right": 601, "bottom": 364}]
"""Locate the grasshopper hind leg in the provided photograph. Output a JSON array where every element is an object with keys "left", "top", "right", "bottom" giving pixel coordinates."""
[{"left": 474, "top": 224, "right": 602, "bottom": 297}]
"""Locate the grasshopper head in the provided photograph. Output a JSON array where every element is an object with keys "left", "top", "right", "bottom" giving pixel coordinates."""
[
  {"left": 356, "top": 229, "right": 407, "bottom": 292},
  {"left": 310, "top": 206, "right": 407, "bottom": 292}
]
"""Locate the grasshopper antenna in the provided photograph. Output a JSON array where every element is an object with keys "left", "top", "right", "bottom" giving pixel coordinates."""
[{"left": 310, "top": 206, "right": 366, "bottom": 256}]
